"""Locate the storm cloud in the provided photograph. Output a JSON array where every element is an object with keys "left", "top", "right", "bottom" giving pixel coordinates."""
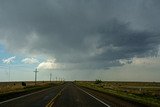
[{"left": 0, "top": 0, "right": 160, "bottom": 70}]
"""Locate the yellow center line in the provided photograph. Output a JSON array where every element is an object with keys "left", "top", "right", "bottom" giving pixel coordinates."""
[{"left": 45, "top": 86, "right": 65, "bottom": 107}]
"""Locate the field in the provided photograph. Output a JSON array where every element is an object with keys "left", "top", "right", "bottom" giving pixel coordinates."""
[
  {"left": 75, "top": 81, "right": 160, "bottom": 106},
  {"left": 0, "top": 81, "right": 51, "bottom": 94},
  {"left": 0, "top": 81, "right": 64, "bottom": 102},
  {"left": 0, "top": 81, "right": 65, "bottom": 95}
]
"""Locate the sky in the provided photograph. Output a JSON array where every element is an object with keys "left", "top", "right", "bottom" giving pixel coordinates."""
[{"left": 0, "top": 0, "right": 160, "bottom": 82}]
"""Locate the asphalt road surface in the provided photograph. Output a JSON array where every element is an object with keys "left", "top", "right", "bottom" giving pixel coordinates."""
[
  {"left": 53, "top": 83, "right": 108, "bottom": 107},
  {"left": 0, "top": 82, "right": 148, "bottom": 107},
  {"left": 0, "top": 85, "right": 64, "bottom": 107}
]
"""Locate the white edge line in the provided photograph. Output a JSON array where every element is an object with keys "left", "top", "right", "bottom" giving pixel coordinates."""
[
  {"left": 76, "top": 86, "right": 110, "bottom": 107},
  {"left": 0, "top": 87, "right": 53, "bottom": 105}
]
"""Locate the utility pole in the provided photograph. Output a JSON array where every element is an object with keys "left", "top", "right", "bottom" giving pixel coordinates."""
[
  {"left": 50, "top": 73, "right": 52, "bottom": 82},
  {"left": 56, "top": 77, "right": 57, "bottom": 82},
  {"left": 34, "top": 68, "right": 38, "bottom": 85},
  {"left": 9, "top": 63, "right": 10, "bottom": 82}
]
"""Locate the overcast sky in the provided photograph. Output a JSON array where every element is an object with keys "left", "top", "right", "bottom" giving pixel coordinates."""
[{"left": 0, "top": 0, "right": 160, "bottom": 81}]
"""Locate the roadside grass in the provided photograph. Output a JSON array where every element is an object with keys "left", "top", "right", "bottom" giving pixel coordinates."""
[
  {"left": 75, "top": 81, "right": 160, "bottom": 107},
  {"left": 0, "top": 82, "right": 65, "bottom": 102}
]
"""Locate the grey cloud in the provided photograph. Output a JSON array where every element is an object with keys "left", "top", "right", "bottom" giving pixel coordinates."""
[
  {"left": 0, "top": 0, "right": 160, "bottom": 70},
  {"left": 94, "top": 19, "right": 160, "bottom": 61}
]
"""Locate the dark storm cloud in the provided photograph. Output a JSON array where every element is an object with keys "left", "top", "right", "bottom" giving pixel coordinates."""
[
  {"left": 93, "top": 19, "right": 160, "bottom": 61},
  {"left": 0, "top": 0, "right": 160, "bottom": 70}
]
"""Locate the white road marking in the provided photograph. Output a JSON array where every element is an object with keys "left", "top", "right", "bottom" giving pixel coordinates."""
[
  {"left": 76, "top": 86, "right": 110, "bottom": 107},
  {"left": 0, "top": 87, "right": 53, "bottom": 105}
]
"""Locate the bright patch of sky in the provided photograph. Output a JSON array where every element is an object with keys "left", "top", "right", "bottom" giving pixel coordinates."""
[
  {"left": 0, "top": 44, "right": 50, "bottom": 81},
  {"left": 0, "top": 44, "right": 13, "bottom": 60}
]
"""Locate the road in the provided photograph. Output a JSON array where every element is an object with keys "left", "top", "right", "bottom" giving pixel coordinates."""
[
  {"left": 53, "top": 83, "right": 108, "bottom": 107},
  {"left": 0, "top": 82, "right": 148, "bottom": 107},
  {"left": 0, "top": 85, "right": 64, "bottom": 107}
]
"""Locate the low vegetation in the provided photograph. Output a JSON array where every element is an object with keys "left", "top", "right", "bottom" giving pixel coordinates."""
[
  {"left": 0, "top": 81, "right": 64, "bottom": 102},
  {"left": 94, "top": 79, "right": 102, "bottom": 84},
  {"left": 75, "top": 81, "right": 160, "bottom": 107}
]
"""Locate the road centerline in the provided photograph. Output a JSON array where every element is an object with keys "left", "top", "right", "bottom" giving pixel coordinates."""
[{"left": 45, "top": 86, "right": 65, "bottom": 107}]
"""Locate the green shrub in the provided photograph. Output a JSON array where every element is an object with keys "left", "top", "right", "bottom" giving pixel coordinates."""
[
  {"left": 22, "top": 82, "right": 26, "bottom": 86},
  {"left": 95, "top": 79, "right": 102, "bottom": 84}
]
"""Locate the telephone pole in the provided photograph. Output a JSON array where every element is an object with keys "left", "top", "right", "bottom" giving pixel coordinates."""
[
  {"left": 34, "top": 68, "right": 38, "bottom": 85},
  {"left": 56, "top": 77, "right": 57, "bottom": 82},
  {"left": 50, "top": 73, "right": 52, "bottom": 82},
  {"left": 9, "top": 63, "right": 11, "bottom": 82}
]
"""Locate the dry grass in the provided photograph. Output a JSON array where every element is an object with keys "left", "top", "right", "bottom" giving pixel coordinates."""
[
  {"left": 79, "top": 81, "right": 160, "bottom": 97},
  {"left": 76, "top": 81, "right": 160, "bottom": 106},
  {"left": 99, "top": 81, "right": 160, "bottom": 98},
  {"left": 0, "top": 81, "right": 56, "bottom": 94}
]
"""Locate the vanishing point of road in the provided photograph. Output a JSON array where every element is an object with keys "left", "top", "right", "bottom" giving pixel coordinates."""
[{"left": 0, "top": 82, "right": 148, "bottom": 107}]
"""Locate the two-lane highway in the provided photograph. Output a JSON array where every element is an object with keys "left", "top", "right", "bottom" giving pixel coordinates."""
[
  {"left": 0, "top": 82, "right": 148, "bottom": 107},
  {"left": 53, "top": 83, "right": 109, "bottom": 107},
  {"left": 52, "top": 83, "right": 147, "bottom": 107}
]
